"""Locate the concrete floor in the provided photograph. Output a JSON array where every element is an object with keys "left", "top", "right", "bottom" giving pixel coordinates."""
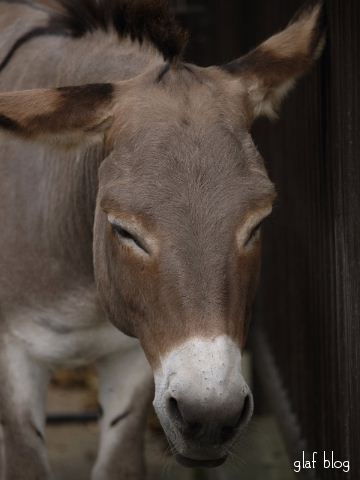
[{"left": 47, "top": 387, "right": 295, "bottom": 480}]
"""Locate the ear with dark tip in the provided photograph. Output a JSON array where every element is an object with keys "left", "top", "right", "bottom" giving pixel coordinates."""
[
  {"left": 0, "top": 83, "right": 116, "bottom": 147},
  {"left": 222, "top": 1, "right": 325, "bottom": 121}
]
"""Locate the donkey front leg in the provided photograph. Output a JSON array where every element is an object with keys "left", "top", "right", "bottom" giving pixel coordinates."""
[
  {"left": 0, "top": 332, "right": 52, "bottom": 480},
  {"left": 92, "top": 345, "right": 153, "bottom": 480}
]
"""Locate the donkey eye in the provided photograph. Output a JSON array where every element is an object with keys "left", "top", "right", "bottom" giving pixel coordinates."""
[
  {"left": 111, "top": 223, "right": 149, "bottom": 254},
  {"left": 112, "top": 224, "right": 133, "bottom": 241},
  {"left": 244, "top": 222, "right": 263, "bottom": 247}
]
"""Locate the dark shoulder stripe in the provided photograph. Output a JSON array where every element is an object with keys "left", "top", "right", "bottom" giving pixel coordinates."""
[
  {"left": 0, "top": 26, "right": 69, "bottom": 74},
  {"left": 0, "top": 0, "right": 188, "bottom": 74}
]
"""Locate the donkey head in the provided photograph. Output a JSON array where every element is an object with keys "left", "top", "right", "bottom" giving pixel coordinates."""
[{"left": 0, "top": 3, "right": 324, "bottom": 467}]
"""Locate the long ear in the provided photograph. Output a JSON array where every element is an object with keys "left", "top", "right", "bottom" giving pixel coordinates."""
[
  {"left": 223, "top": 1, "right": 325, "bottom": 121},
  {"left": 0, "top": 83, "right": 116, "bottom": 147}
]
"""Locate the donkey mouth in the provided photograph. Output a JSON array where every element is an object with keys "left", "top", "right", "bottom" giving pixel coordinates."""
[{"left": 175, "top": 454, "right": 227, "bottom": 468}]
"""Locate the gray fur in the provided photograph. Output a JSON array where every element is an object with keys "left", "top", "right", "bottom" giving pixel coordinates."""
[{"left": 0, "top": 1, "right": 324, "bottom": 478}]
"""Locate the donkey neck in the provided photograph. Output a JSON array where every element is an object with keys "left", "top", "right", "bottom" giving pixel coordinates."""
[{"left": 0, "top": 4, "right": 164, "bottom": 297}]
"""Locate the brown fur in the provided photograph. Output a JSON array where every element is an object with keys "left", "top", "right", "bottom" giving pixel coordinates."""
[{"left": 93, "top": 65, "right": 277, "bottom": 365}]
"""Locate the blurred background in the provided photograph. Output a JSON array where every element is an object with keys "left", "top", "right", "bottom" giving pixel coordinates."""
[{"left": 46, "top": 1, "right": 360, "bottom": 479}]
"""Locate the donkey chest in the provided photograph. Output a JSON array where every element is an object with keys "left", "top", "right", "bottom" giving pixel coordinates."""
[{"left": 6, "top": 289, "right": 138, "bottom": 367}]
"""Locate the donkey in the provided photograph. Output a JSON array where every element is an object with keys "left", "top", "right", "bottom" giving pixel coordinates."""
[{"left": 0, "top": 0, "right": 324, "bottom": 478}]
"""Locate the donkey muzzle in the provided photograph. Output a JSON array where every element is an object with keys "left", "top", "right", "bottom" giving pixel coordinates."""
[{"left": 153, "top": 335, "right": 253, "bottom": 466}]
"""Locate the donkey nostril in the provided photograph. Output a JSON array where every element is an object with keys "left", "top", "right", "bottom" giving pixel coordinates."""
[
  {"left": 220, "top": 395, "right": 252, "bottom": 443},
  {"left": 168, "top": 397, "right": 183, "bottom": 422},
  {"left": 167, "top": 393, "right": 252, "bottom": 444},
  {"left": 236, "top": 394, "right": 252, "bottom": 428},
  {"left": 168, "top": 397, "right": 203, "bottom": 436}
]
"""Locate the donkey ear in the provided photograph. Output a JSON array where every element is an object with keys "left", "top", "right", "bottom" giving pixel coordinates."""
[
  {"left": 223, "top": 1, "right": 325, "bottom": 121},
  {"left": 0, "top": 83, "right": 116, "bottom": 147}
]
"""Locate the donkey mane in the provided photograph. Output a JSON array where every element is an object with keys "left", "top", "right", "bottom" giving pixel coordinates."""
[
  {"left": 0, "top": 0, "right": 188, "bottom": 73},
  {"left": 51, "top": 0, "right": 188, "bottom": 60}
]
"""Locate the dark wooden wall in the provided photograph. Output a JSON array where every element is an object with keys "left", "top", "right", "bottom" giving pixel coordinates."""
[
  {"left": 173, "top": 1, "right": 360, "bottom": 478},
  {"left": 251, "top": 2, "right": 360, "bottom": 479}
]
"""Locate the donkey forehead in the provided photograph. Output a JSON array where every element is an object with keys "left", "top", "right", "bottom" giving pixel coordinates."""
[
  {"left": 100, "top": 126, "right": 275, "bottom": 227},
  {"left": 100, "top": 67, "right": 275, "bottom": 218},
  {"left": 109, "top": 63, "right": 250, "bottom": 142}
]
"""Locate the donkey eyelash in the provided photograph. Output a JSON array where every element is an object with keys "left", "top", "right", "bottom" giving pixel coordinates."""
[
  {"left": 244, "top": 220, "right": 264, "bottom": 247},
  {"left": 111, "top": 223, "right": 149, "bottom": 254}
]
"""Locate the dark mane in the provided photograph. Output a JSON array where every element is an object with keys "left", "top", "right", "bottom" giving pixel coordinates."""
[
  {"left": 0, "top": 0, "right": 188, "bottom": 73},
  {"left": 50, "top": 0, "right": 188, "bottom": 60}
]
